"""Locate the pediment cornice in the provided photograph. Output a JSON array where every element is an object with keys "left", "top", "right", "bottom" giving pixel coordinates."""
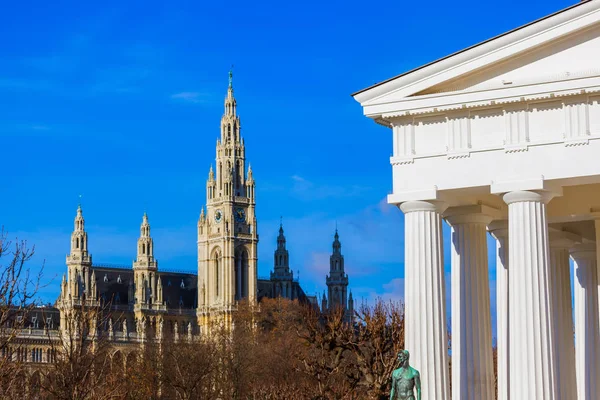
[
  {"left": 375, "top": 77, "right": 600, "bottom": 121},
  {"left": 354, "top": 1, "right": 600, "bottom": 107}
]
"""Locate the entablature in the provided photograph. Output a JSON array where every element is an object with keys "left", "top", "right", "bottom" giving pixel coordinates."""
[{"left": 387, "top": 91, "right": 600, "bottom": 165}]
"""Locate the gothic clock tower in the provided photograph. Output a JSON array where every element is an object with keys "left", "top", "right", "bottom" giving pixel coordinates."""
[{"left": 197, "top": 71, "right": 258, "bottom": 326}]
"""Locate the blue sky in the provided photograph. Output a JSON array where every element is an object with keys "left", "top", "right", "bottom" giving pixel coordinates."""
[{"left": 0, "top": 0, "right": 576, "bottom": 336}]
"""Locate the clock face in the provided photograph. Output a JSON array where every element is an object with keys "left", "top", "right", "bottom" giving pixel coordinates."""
[
  {"left": 214, "top": 209, "right": 223, "bottom": 223},
  {"left": 235, "top": 207, "right": 246, "bottom": 222}
]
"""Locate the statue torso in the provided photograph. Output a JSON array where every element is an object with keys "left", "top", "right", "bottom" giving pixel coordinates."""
[{"left": 392, "top": 367, "right": 417, "bottom": 400}]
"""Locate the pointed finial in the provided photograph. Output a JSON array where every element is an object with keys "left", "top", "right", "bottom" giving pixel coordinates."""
[
  {"left": 229, "top": 65, "right": 234, "bottom": 88},
  {"left": 77, "top": 194, "right": 83, "bottom": 210},
  {"left": 280, "top": 216, "right": 283, "bottom": 227}
]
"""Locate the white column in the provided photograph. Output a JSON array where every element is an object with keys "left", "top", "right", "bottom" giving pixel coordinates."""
[
  {"left": 488, "top": 221, "right": 509, "bottom": 400},
  {"left": 594, "top": 218, "right": 600, "bottom": 334},
  {"left": 445, "top": 206, "right": 495, "bottom": 400},
  {"left": 503, "top": 190, "right": 559, "bottom": 399},
  {"left": 571, "top": 243, "right": 600, "bottom": 400},
  {"left": 399, "top": 200, "right": 450, "bottom": 400},
  {"left": 548, "top": 231, "right": 578, "bottom": 400}
]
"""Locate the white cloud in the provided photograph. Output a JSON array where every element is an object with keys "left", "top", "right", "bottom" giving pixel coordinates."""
[
  {"left": 288, "top": 174, "right": 372, "bottom": 201},
  {"left": 29, "top": 124, "right": 51, "bottom": 131},
  {"left": 170, "top": 91, "right": 210, "bottom": 104}
]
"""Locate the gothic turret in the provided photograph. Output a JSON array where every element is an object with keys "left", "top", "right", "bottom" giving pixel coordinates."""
[
  {"left": 134, "top": 213, "right": 156, "bottom": 269},
  {"left": 271, "top": 221, "right": 295, "bottom": 299},
  {"left": 132, "top": 213, "right": 162, "bottom": 310},
  {"left": 65, "top": 204, "right": 93, "bottom": 300},
  {"left": 326, "top": 229, "right": 349, "bottom": 312}
]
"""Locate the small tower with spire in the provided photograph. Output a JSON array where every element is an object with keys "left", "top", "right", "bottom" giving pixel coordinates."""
[
  {"left": 65, "top": 204, "right": 94, "bottom": 302},
  {"left": 270, "top": 220, "right": 295, "bottom": 299},
  {"left": 133, "top": 213, "right": 163, "bottom": 310},
  {"left": 326, "top": 229, "right": 349, "bottom": 317}
]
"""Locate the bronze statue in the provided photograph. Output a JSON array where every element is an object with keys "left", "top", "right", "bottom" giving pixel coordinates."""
[{"left": 390, "top": 350, "right": 421, "bottom": 400}]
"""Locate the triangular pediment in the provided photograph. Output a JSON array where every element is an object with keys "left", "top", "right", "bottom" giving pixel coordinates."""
[
  {"left": 354, "top": 1, "right": 600, "bottom": 108},
  {"left": 414, "top": 24, "right": 600, "bottom": 96}
]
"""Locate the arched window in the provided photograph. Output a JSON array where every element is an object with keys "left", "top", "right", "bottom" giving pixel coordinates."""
[
  {"left": 241, "top": 250, "right": 249, "bottom": 298},
  {"left": 219, "top": 162, "right": 222, "bottom": 190},
  {"left": 215, "top": 254, "right": 220, "bottom": 297},
  {"left": 76, "top": 237, "right": 79, "bottom": 249}
]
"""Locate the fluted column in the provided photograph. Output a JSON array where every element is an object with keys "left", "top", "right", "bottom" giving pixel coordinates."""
[
  {"left": 549, "top": 231, "right": 578, "bottom": 400},
  {"left": 594, "top": 218, "right": 600, "bottom": 334},
  {"left": 503, "top": 190, "right": 559, "bottom": 399},
  {"left": 399, "top": 200, "right": 450, "bottom": 400},
  {"left": 445, "top": 206, "right": 495, "bottom": 400},
  {"left": 571, "top": 243, "right": 600, "bottom": 400},
  {"left": 488, "top": 221, "right": 509, "bottom": 400}
]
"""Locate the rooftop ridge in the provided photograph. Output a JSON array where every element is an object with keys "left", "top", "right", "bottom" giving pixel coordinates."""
[{"left": 92, "top": 263, "right": 197, "bottom": 276}]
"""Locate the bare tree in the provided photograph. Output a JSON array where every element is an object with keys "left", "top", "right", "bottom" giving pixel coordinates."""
[
  {"left": 0, "top": 227, "right": 44, "bottom": 395},
  {"left": 344, "top": 300, "right": 404, "bottom": 399},
  {"left": 159, "top": 338, "right": 219, "bottom": 400},
  {"left": 40, "top": 299, "right": 122, "bottom": 400},
  {"left": 296, "top": 305, "right": 360, "bottom": 399}
]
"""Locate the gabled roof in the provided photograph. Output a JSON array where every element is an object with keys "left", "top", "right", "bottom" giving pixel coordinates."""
[{"left": 352, "top": 0, "right": 596, "bottom": 104}]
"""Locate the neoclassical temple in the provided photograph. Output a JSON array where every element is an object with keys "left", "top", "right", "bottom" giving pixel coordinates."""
[
  {"left": 354, "top": 1, "right": 600, "bottom": 399},
  {"left": 7, "top": 73, "right": 352, "bottom": 366}
]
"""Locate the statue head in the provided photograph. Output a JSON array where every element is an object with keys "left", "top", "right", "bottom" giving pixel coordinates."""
[{"left": 397, "top": 350, "right": 410, "bottom": 366}]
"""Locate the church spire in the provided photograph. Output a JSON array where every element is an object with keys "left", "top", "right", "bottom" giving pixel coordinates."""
[{"left": 134, "top": 212, "right": 156, "bottom": 269}]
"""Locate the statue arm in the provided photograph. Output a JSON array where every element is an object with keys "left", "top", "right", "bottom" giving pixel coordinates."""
[
  {"left": 389, "top": 373, "right": 396, "bottom": 400},
  {"left": 415, "top": 371, "right": 421, "bottom": 400}
]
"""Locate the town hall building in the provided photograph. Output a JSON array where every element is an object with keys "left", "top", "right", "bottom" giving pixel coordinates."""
[{"left": 7, "top": 72, "right": 352, "bottom": 365}]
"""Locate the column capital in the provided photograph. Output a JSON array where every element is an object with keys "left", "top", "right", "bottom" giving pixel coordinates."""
[
  {"left": 570, "top": 242, "right": 596, "bottom": 261},
  {"left": 548, "top": 229, "right": 581, "bottom": 249},
  {"left": 399, "top": 200, "right": 448, "bottom": 214},
  {"left": 444, "top": 204, "right": 500, "bottom": 226},
  {"left": 488, "top": 220, "right": 508, "bottom": 239},
  {"left": 503, "top": 190, "right": 554, "bottom": 205}
]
